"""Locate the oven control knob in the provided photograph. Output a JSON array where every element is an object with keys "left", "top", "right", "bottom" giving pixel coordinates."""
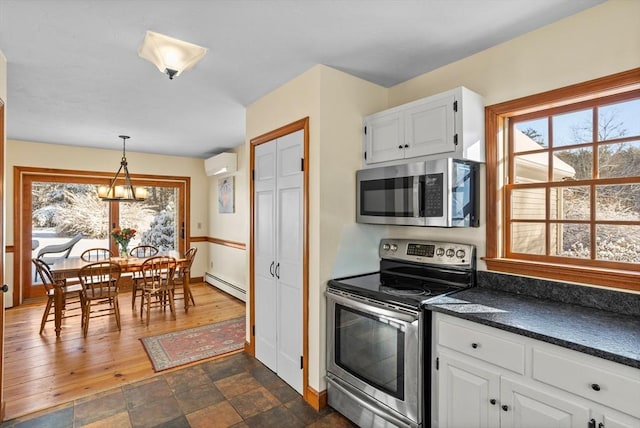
[
  {"left": 436, "top": 247, "right": 445, "bottom": 256},
  {"left": 382, "top": 243, "right": 390, "bottom": 251},
  {"left": 446, "top": 249, "right": 455, "bottom": 258},
  {"left": 456, "top": 249, "right": 466, "bottom": 259},
  {"left": 390, "top": 244, "right": 398, "bottom": 252}
]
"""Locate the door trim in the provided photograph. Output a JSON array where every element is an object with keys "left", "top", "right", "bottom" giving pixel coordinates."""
[
  {"left": 249, "top": 117, "right": 310, "bottom": 405},
  {"left": 1, "top": 100, "right": 6, "bottom": 420}
]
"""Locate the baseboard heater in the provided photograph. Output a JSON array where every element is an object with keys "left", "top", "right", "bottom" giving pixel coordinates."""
[{"left": 205, "top": 272, "right": 246, "bottom": 302}]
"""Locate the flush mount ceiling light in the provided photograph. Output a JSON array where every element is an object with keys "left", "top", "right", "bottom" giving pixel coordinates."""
[
  {"left": 98, "top": 135, "right": 148, "bottom": 202},
  {"left": 138, "top": 30, "right": 207, "bottom": 79}
]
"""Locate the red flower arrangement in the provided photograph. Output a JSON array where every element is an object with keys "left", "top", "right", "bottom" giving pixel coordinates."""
[{"left": 112, "top": 227, "right": 136, "bottom": 256}]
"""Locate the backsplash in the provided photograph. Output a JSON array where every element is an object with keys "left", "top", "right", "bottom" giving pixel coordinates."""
[{"left": 477, "top": 271, "right": 640, "bottom": 317}]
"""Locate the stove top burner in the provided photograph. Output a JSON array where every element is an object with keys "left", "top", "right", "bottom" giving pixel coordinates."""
[{"left": 382, "top": 287, "right": 430, "bottom": 297}]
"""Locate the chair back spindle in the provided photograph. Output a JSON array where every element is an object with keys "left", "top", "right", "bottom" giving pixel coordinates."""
[{"left": 81, "top": 248, "right": 112, "bottom": 262}]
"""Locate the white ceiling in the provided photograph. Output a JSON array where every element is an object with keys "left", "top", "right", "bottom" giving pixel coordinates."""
[{"left": 0, "top": 0, "right": 603, "bottom": 159}]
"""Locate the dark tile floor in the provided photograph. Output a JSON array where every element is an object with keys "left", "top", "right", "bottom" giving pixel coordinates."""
[{"left": 2, "top": 352, "right": 356, "bottom": 428}]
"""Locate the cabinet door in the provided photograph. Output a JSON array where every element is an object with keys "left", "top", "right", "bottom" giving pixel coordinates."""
[
  {"left": 404, "top": 94, "right": 455, "bottom": 159},
  {"left": 364, "top": 110, "right": 404, "bottom": 164},
  {"left": 438, "top": 352, "right": 500, "bottom": 428},
  {"left": 500, "top": 378, "right": 590, "bottom": 428},
  {"left": 254, "top": 140, "right": 278, "bottom": 371},
  {"left": 596, "top": 409, "right": 640, "bottom": 428},
  {"left": 274, "top": 130, "right": 304, "bottom": 394}
]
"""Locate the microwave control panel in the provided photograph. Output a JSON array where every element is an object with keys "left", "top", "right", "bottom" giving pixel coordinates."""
[{"left": 424, "top": 173, "right": 444, "bottom": 217}]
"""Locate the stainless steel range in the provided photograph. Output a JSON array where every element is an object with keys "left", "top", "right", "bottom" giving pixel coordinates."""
[{"left": 326, "top": 238, "right": 476, "bottom": 428}]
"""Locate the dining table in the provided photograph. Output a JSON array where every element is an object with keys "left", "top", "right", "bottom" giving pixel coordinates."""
[{"left": 48, "top": 251, "right": 188, "bottom": 337}]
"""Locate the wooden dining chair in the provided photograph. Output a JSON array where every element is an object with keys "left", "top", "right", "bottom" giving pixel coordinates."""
[
  {"left": 31, "top": 258, "right": 84, "bottom": 334},
  {"left": 173, "top": 247, "right": 197, "bottom": 310},
  {"left": 129, "top": 245, "right": 159, "bottom": 258},
  {"left": 129, "top": 245, "right": 159, "bottom": 309},
  {"left": 77, "top": 261, "right": 122, "bottom": 338},
  {"left": 80, "top": 248, "right": 112, "bottom": 262},
  {"left": 139, "top": 256, "right": 176, "bottom": 326}
]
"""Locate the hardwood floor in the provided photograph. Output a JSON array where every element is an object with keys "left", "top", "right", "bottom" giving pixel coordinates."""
[{"left": 2, "top": 282, "right": 246, "bottom": 421}]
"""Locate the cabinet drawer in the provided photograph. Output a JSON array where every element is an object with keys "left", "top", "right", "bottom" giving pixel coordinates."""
[
  {"left": 532, "top": 348, "right": 640, "bottom": 418},
  {"left": 437, "top": 319, "right": 525, "bottom": 374}
]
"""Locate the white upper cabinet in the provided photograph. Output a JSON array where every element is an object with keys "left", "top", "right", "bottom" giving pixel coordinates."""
[{"left": 363, "top": 86, "right": 484, "bottom": 166}]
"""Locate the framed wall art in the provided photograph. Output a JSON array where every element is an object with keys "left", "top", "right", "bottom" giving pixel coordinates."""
[{"left": 218, "top": 176, "right": 235, "bottom": 213}]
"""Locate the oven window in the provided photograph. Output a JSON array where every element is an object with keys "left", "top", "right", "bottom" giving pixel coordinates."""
[
  {"left": 335, "top": 304, "right": 405, "bottom": 400},
  {"left": 360, "top": 177, "right": 414, "bottom": 217}
]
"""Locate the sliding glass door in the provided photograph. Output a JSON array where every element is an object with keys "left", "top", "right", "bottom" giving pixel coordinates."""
[{"left": 20, "top": 168, "right": 188, "bottom": 300}]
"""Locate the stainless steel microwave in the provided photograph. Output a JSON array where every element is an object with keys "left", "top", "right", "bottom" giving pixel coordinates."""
[{"left": 356, "top": 158, "right": 479, "bottom": 227}]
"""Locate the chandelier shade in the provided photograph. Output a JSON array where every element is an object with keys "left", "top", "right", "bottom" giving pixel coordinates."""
[
  {"left": 98, "top": 135, "right": 148, "bottom": 202},
  {"left": 138, "top": 31, "right": 207, "bottom": 79}
]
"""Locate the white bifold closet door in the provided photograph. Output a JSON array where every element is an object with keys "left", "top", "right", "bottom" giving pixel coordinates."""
[{"left": 254, "top": 129, "right": 303, "bottom": 394}]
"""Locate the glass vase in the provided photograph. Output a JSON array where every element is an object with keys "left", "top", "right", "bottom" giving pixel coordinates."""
[{"left": 119, "top": 243, "right": 129, "bottom": 258}]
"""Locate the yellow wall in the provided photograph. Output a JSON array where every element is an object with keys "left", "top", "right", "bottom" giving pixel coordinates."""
[
  {"left": 246, "top": 64, "right": 387, "bottom": 392},
  {"left": 246, "top": 0, "right": 640, "bottom": 393},
  {"left": 1, "top": 49, "right": 7, "bottom": 309},
  {"left": 385, "top": 0, "right": 640, "bottom": 268},
  {"left": 208, "top": 143, "right": 248, "bottom": 295},
  {"left": 390, "top": 0, "right": 640, "bottom": 108},
  {"left": 5, "top": 140, "right": 209, "bottom": 305},
  {"left": 1, "top": 49, "right": 7, "bottom": 310}
]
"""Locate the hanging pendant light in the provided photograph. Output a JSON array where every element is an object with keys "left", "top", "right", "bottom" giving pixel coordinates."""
[{"left": 98, "top": 135, "right": 148, "bottom": 202}]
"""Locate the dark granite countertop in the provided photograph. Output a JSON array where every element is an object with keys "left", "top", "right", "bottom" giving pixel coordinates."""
[{"left": 425, "top": 287, "right": 640, "bottom": 369}]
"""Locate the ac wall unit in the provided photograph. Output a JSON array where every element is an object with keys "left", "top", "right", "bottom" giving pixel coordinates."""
[{"left": 205, "top": 152, "right": 237, "bottom": 176}]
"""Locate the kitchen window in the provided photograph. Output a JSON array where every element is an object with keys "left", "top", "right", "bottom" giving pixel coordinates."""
[{"left": 485, "top": 68, "right": 640, "bottom": 291}]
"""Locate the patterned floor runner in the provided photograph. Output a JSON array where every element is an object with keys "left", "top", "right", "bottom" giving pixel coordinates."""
[{"left": 140, "top": 317, "right": 245, "bottom": 372}]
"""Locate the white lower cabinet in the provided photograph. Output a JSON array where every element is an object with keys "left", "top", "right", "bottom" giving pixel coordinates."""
[
  {"left": 500, "top": 377, "right": 589, "bottom": 428},
  {"left": 434, "top": 313, "right": 640, "bottom": 428},
  {"left": 438, "top": 352, "right": 500, "bottom": 428}
]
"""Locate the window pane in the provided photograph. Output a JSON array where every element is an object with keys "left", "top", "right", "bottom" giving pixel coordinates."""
[
  {"left": 598, "top": 98, "right": 640, "bottom": 141},
  {"left": 511, "top": 188, "right": 545, "bottom": 219},
  {"left": 32, "top": 182, "right": 109, "bottom": 282},
  {"left": 553, "top": 147, "right": 590, "bottom": 180},
  {"left": 511, "top": 223, "right": 545, "bottom": 255},
  {"left": 596, "top": 225, "right": 640, "bottom": 263},
  {"left": 513, "top": 153, "right": 548, "bottom": 183},
  {"left": 552, "top": 109, "right": 592, "bottom": 147},
  {"left": 598, "top": 140, "right": 640, "bottom": 178},
  {"left": 596, "top": 184, "right": 640, "bottom": 221},
  {"left": 121, "top": 186, "right": 178, "bottom": 251},
  {"left": 550, "top": 186, "right": 590, "bottom": 220},
  {"left": 514, "top": 118, "right": 548, "bottom": 150},
  {"left": 550, "top": 223, "right": 590, "bottom": 259}
]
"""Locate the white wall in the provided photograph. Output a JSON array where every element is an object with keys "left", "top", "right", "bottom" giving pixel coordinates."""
[
  {"left": 245, "top": 0, "right": 640, "bottom": 394},
  {"left": 5, "top": 140, "right": 209, "bottom": 305}
]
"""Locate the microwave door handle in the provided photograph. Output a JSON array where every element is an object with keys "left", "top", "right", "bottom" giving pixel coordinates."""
[{"left": 413, "top": 175, "right": 420, "bottom": 217}]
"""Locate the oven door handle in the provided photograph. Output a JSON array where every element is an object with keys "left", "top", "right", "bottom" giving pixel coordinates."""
[{"left": 327, "top": 289, "right": 419, "bottom": 324}]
